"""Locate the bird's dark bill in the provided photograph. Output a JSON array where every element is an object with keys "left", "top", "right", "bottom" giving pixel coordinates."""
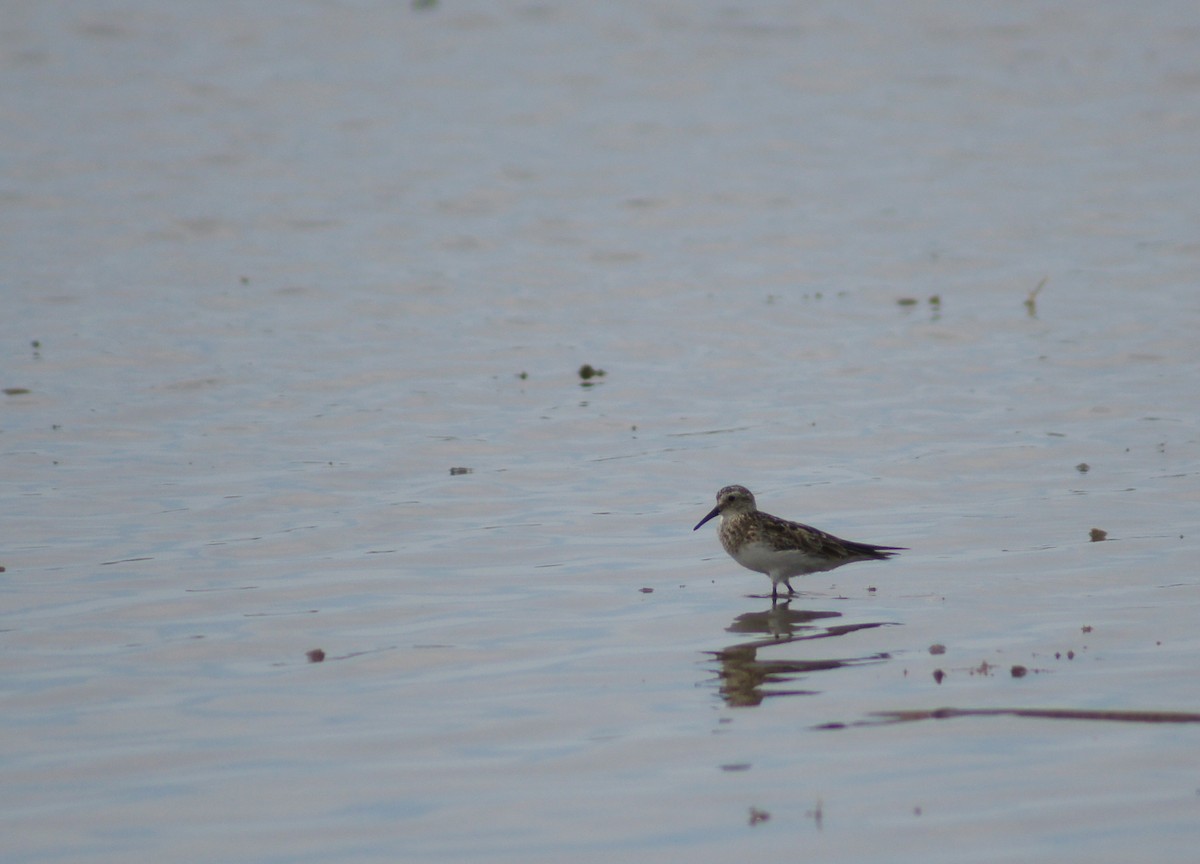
[{"left": 693, "top": 506, "right": 721, "bottom": 531}]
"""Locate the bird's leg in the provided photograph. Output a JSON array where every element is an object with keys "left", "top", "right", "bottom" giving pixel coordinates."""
[{"left": 785, "top": 580, "right": 797, "bottom": 595}]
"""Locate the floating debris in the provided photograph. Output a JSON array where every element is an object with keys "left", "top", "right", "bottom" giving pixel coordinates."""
[
  {"left": 578, "top": 363, "right": 606, "bottom": 382},
  {"left": 1076, "top": 462, "right": 1090, "bottom": 473},
  {"left": 3, "top": 387, "right": 31, "bottom": 395},
  {"left": 929, "top": 643, "right": 946, "bottom": 655},
  {"left": 897, "top": 295, "right": 940, "bottom": 318},
  {"left": 933, "top": 669, "right": 946, "bottom": 684},
  {"left": 1011, "top": 665, "right": 1028, "bottom": 678},
  {"left": 748, "top": 806, "right": 771, "bottom": 826},
  {"left": 306, "top": 649, "right": 326, "bottom": 663},
  {"left": 806, "top": 799, "right": 824, "bottom": 830},
  {"left": 1089, "top": 528, "right": 1108, "bottom": 542},
  {"left": 1025, "top": 277, "right": 1047, "bottom": 317},
  {"left": 639, "top": 587, "right": 654, "bottom": 594},
  {"left": 449, "top": 467, "right": 473, "bottom": 476}
]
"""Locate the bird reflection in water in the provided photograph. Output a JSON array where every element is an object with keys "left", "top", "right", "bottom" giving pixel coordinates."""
[{"left": 709, "top": 603, "right": 893, "bottom": 708}]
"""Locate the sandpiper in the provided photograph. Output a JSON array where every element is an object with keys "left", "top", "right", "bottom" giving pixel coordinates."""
[{"left": 694, "top": 485, "right": 904, "bottom": 601}]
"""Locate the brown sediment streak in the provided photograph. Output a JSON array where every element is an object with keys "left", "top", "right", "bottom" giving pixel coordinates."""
[{"left": 823, "top": 707, "right": 1200, "bottom": 727}]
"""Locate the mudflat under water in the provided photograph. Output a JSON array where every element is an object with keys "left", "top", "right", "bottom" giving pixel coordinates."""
[{"left": 4, "top": 3, "right": 1200, "bottom": 862}]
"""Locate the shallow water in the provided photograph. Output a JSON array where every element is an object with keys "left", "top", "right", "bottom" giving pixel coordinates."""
[{"left": 4, "top": 2, "right": 1200, "bottom": 862}]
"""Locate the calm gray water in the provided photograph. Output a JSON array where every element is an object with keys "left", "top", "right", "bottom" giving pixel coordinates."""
[{"left": 4, "top": 2, "right": 1200, "bottom": 862}]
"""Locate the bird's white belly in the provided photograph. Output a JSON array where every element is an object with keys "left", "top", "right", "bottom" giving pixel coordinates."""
[{"left": 730, "top": 540, "right": 828, "bottom": 581}]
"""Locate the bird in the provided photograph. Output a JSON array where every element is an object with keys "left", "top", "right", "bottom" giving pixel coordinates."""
[{"left": 694, "top": 485, "right": 904, "bottom": 601}]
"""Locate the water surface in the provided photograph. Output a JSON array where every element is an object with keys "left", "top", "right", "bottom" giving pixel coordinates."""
[{"left": 4, "top": 2, "right": 1200, "bottom": 862}]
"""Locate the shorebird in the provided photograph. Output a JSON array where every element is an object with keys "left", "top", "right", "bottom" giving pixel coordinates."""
[{"left": 694, "top": 485, "right": 904, "bottom": 601}]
